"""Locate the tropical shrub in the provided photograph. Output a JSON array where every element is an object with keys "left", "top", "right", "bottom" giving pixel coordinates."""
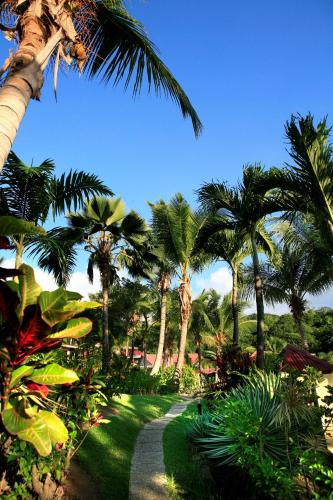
[
  {"left": 0, "top": 264, "right": 104, "bottom": 497},
  {"left": 178, "top": 365, "right": 200, "bottom": 394},
  {"left": 189, "top": 370, "right": 329, "bottom": 499}
]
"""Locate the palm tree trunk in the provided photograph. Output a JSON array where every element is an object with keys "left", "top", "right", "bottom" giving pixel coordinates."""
[
  {"left": 101, "top": 272, "right": 110, "bottom": 373},
  {"left": 197, "top": 337, "right": 202, "bottom": 373},
  {"left": 292, "top": 310, "right": 309, "bottom": 350},
  {"left": 251, "top": 227, "right": 265, "bottom": 369},
  {"left": 231, "top": 267, "right": 239, "bottom": 345},
  {"left": 173, "top": 278, "right": 192, "bottom": 380},
  {"left": 125, "top": 336, "right": 129, "bottom": 357},
  {"left": 0, "top": 17, "right": 63, "bottom": 170},
  {"left": 151, "top": 286, "right": 168, "bottom": 375}
]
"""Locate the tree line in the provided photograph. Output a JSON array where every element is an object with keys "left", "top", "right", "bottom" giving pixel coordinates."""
[{"left": 1, "top": 112, "right": 332, "bottom": 376}]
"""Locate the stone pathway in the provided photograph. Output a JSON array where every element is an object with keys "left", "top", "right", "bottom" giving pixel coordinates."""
[{"left": 129, "top": 399, "right": 194, "bottom": 500}]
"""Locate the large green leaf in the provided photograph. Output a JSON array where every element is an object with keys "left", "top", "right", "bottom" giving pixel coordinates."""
[
  {"left": 66, "top": 290, "right": 83, "bottom": 300},
  {"left": 39, "top": 410, "right": 68, "bottom": 445},
  {"left": 47, "top": 317, "right": 92, "bottom": 340},
  {"left": 0, "top": 216, "right": 44, "bottom": 236},
  {"left": 62, "top": 300, "right": 101, "bottom": 316},
  {"left": 38, "top": 288, "right": 67, "bottom": 326},
  {"left": 18, "top": 418, "right": 52, "bottom": 457},
  {"left": 2, "top": 406, "right": 34, "bottom": 434},
  {"left": 9, "top": 365, "right": 34, "bottom": 388},
  {"left": 29, "top": 363, "right": 79, "bottom": 385},
  {"left": 17, "top": 265, "right": 42, "bottom": 319},
  {"left": 39, "top": 289, "right": 100, "bottom": 326}
]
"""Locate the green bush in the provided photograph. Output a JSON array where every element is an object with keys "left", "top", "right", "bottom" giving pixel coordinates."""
[
  {"left": 188, "top": 370, "right": 328, "bottom": 499},
  {"left": 178, "top": 365, "right": 200, "bottom": 394},
  {"left": 104, "top": 360, "right": 200, "bottom": 396}
]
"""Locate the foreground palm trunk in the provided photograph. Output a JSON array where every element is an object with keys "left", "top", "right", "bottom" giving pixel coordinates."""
[
  {"left": 0, "top": 0, "right": 65, "bottom": 169},
  {"left": 231, "top": 268, "right": 239, "bottom": 345},
  {"left": 173, "top": 277, "right": 192, "bottom": 379},
  {"left": 251, "top": 227, "right": 265, "bottom": 369},
  {"left": 151, "top": 273, "right": 171, "bottom": 375}
]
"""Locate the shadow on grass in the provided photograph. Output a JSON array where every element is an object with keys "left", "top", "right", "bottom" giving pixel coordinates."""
[{"left": 77, "top": 394, "right": 180, "bottom": 500}]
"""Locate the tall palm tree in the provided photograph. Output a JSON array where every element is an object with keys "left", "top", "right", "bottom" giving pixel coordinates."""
[
  {"left": 0, "top": 151, "right": 112, "bottom": 267},
  {"left": 260, "top": 242, "right": 333, "bottom": 350},
  {"left": 196, "top": 226, "right": 249, "bottom": 345},
  {"left": 150, "top": 256, "right": 174, "bottom": 375},
  {"left": 198, "top": 165, "right": 280, "bottom": 368},
  {"left": 278, "top": 114, "right": 333, "bottom": 246},
  {"left": 35, "top": 196, "right": 150, "bottom": 371},
  {"left": 150, "top": 194, "right": 208, "bottom": 378},
  {"left": 0, "top": 0, "right": 201, "bottom": 169}
]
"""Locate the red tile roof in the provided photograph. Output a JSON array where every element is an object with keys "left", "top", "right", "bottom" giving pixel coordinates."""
[
  {"left": 200, "top": 368, "right": 217, "bottom": 375},
  {"left": 282, "top": 344, "right": 333, "bottom": 374}
]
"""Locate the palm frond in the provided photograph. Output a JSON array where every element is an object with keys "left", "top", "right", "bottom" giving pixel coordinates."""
[
  {"left": 86, "top": 1, "right": 202, "bottom": 136},
  {"left": 50, "top": 170, "right": 113, "bottom": 218},
  {"left": 27, "top": 230, "right": 78, "bottom": 287}
]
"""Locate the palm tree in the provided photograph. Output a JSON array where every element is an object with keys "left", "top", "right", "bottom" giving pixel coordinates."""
[
  {"left": 150, "top": 194, "right": 208, "bottom": 378},
  {"left": 260, "top": 242, "right": 333, "bottom": 350},
  {"left": 0, "top": 0, "right": 201, "bottom": 169},
  {"left": 0, "top": 151, "right": 112, "bottom": 267},
  {"left": 196, "top": 226, "right": 249, "bottom": 345},
  {"left": 36, "top": 196, "right": 150, "bottom": 371},
  {"left": 190, "top": 289, "right": 220, "bottom": 372},
  {"left": 198, "top": 165, "right": 280, "bottom": 368},
  {"left": 150, "top": 258, "right": 174, "bottom": 375},
  {"left": 190, "top": 290, "right": 256, "bottom": 369},
  {"left": 278, "top": 114, "right": 333, "bottom": 246}
]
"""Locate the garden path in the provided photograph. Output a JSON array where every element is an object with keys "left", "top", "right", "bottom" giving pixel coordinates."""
[{"left": 129, "top": 398, "right": 194, "bottom": 500}]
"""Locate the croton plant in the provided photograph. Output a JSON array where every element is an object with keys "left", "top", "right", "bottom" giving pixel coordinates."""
[{"left": 0, "top": 261, "right": 100, "bottom": 456}]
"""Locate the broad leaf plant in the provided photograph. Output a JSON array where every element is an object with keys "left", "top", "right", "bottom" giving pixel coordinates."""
[{"left": 0, "top": 263, "right": 100, "bottom": 456}]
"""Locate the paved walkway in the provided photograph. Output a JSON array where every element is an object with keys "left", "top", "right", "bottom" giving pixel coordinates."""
[{"left": 129, "top": 399, "right": 194, "bottom": 500}]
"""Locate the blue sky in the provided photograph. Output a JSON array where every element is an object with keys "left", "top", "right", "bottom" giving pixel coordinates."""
[{"left": 1, "top": 0, "right": 333, "bottom": 310}]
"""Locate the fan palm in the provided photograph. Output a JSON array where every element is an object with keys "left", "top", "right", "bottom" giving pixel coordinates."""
[
  {"left": 0, "top": 0, "right": 202, "bottom": 169},
  {"left": 278, "top": 114, "right": 333, "bottom": 247},
  {"left": 260, "top": 242, "right": 333, "bottom": 350},
  {"left": 198, "top": 165, "right": 280, "bottom": 368},
  {"left": 34, "top": 196, "right": 150, "bottom": 371},
  {"left": 196, "top": 226, "right": 250, "bottom": 345},
  {"left": 0, "top": 151, "right": 112, "bottom": 267},
  {"left": 149, "top": 193, "right": 208, "bottom": 378}
]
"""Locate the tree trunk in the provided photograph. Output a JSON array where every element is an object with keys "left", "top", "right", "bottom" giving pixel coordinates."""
[
  {"left": 292, "top": 310, "right": 309, "bottom": 350},
  {"left": 143, "top": 313, "right": 148, "bottom": 370},
  {"left": 0, "top": 11, "right": 63, "bottom": 170},
  {"left": 251, "top": 227, "right": 265, "bottom": 369},
  {"left": 125, "top": 336, "right": 129, "bottom": 357},
  {"left": 101, "top": 273, "right": 110, "bottom": 373},
  {"left": 173, "top": 277, "right": 192, "bottom": 380},
  {"left": 231, "top": 267, "right": 239, "bottom": 345},
  {"left": 197, "top": 337, "right": 202, "bottom": 373},
  {"left": 151, "top": 279, "right": 169, "bottom": 375}
]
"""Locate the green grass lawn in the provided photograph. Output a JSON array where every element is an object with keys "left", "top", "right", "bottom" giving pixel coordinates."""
[
  {"left": 76, "top": 394, "right": 181, "bottom": 500},
  {"left": 163, "top": 402, "right": 214, "bottom": 499}
]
